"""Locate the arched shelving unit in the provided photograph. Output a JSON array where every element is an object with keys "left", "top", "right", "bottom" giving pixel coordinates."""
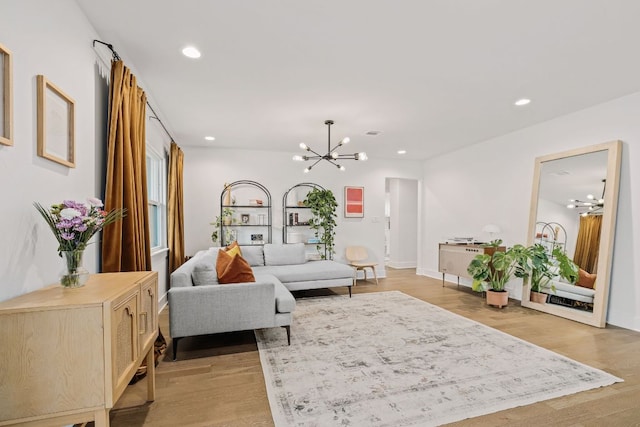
[
  {"left": 220, "top": 180, "right": 272, "bottom": 247},
  {"left": 282, "top": 182, "right": 325, "bottom": 259}
]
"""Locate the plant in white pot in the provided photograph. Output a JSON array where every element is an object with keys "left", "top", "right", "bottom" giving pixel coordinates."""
[{"left": 467, "top": 240, "right": 531, "bottom": 308}]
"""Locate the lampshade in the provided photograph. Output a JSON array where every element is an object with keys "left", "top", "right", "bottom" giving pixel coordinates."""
[{"left": 482, "top": 224, "right": 501, "bottom": 234}]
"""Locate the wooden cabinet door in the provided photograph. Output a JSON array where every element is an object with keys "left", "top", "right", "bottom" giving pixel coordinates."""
[
  {"left": 111, "top": 291, "right": 139, "bottom": 400},
  {"left": 139, "top": 276, "right": 158, "bottom": 353}
]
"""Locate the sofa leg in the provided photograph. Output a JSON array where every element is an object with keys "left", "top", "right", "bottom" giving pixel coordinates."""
[
  {"left": 348, "top": 285, "right": 352, "bottom": 298},
  {"left": 172, "top": 337, "right": 181, "bottom": 361},
  {"left": 283, "top": 325, "right": 291, "bottom": 345}
]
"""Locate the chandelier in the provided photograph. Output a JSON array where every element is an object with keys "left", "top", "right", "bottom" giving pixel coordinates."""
[
  {"left": 567, "top": 179, "right": 605, "bottom": 216},
  {"left": 293, "top": 120, "right": 367, "bottom": 173}
]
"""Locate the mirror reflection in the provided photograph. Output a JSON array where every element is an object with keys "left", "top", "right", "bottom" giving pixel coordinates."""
[
  {"left": 524, "top": 141, "right": 621, "bottom": 328},
  {"left": 534, "top": 150, "right": 608, "bottom": 313}
]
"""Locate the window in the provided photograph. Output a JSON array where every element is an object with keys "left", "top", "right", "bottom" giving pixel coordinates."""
[{"left": 146, "top": 145, "right": 167, "bottom": 251}]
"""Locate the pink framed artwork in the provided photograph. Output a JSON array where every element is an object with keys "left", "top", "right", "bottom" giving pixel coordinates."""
[{"left": 344, "top": 186, "right": 364, "bottom": 218}]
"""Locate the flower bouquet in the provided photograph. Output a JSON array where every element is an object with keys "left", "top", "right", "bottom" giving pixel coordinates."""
[{"left": 34, "top": 198, "right": 126, "bottom": 287}]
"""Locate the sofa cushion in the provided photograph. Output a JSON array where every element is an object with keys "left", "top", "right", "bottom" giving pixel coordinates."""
[
  {"left": 216, "top": 249, "right": 256, "bottom": 284},
  {"left": 254, "top": 260, "right": 354, "bottom": 283},
  {"left": 192, "top": 262, "right": 219, "bottom": 286},
  {"left": 263, "top": 243, "right": 306, "bottom": 266},
  {"left": 242, "top": 245, "right": 265, "bottom": 267},
  {"left": 576, "top": 268, "right": 597, "bottom": 289},
  {"left": 255, "top": 273, "right": 295, "bottom": 313}
]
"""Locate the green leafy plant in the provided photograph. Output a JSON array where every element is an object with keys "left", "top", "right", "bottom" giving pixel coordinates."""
[
  {"left": 304, "top": 188, "right": 338, "bottom": 259},
  {"left": 467, "top": 240, "right": 531, "bottom": 292},
  {"left": 210, "top": 208, "right": 235, "bottom": 244},
  {"left": 517, "top": 244, "right": 579, "bottom": 293}
]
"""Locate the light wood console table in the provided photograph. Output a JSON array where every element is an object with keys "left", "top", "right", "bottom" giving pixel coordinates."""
[
  {"left": 438, "top": 243, "right": 504, "bottom": 287},
  {"left": 0, "top": 271, "right": 158, "bottom": 427}
]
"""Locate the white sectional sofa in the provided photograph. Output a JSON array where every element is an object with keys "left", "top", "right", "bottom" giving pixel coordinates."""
[{"left": 168, "top": 243, "right": 354, "bottom": 359}]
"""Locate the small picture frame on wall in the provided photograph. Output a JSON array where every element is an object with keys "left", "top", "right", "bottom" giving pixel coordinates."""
[
  {"left": 36, "top": 75, "right": 75, "bottom": 167},
  {"left": 0, "top": 42, "right": 13, "bottom": 146},
  {"left": 344, "top": 186, "right": 364, "bottom": 218},
  {"left": 241, "top": 214, "right": 250, "bottom": 224}
]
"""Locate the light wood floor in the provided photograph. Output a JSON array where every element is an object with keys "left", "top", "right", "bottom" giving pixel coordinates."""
[{"left": 110, "top": 269, "right": 640, "bottom": 426}]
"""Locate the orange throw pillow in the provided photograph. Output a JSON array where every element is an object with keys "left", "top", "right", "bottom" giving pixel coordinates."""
[
  {"left": 576, "top": 268, "right": 597, "bottom": 289},
  {"left": 216, "top": 249, "right": 255, "bottom": 284}
]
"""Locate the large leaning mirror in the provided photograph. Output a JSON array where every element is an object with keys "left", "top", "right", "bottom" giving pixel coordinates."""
[{"left": 523, "top": 141, "right": 622, "bottom": 327}]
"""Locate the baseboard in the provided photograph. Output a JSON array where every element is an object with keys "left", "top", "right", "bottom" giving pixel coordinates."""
[{"left": 386, "top": 261, "right": 417, "bottom": 269}]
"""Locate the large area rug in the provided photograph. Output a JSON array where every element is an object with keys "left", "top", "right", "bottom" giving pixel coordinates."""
[{"left": 255, "top": 291, "right": 622, "bottom": 427}]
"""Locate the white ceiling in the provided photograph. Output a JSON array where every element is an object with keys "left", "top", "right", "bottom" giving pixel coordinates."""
[{"left": 76, "top": 0, "right": 640, "bottom": 160}]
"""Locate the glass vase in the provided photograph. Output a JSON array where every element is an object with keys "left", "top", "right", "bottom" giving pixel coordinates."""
[{"left": 60, "top": 250, "right": 90, "bottom": 288}]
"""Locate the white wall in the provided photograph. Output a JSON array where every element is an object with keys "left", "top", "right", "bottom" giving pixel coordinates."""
[
  {"left": 388, "top": 178, "right": 418, "bottom": 268},
  {"left": 0, "top": 1, "right": 170, "bottom": 308},
  {"left": 419, "top": 92, "right": 640, "bottom": 331},
  {"left": 0, "top": 1, "right": 102, "bottom": 301},
  {"left": 183, "top": 147, "right": 423, "bottom": 276}
]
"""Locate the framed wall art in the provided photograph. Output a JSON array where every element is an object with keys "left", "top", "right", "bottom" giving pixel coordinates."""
[
  {"left": 344, "top": 186, "right": 364, "bottom": 218},
  {"left": 0, "top": 42, "right": 12, "bottom": 146},
  {"left": 37, "top": 75, "right": 75, "bottom": 167}
]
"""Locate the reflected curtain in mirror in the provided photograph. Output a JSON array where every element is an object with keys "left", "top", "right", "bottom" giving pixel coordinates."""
[
  {"left": 102, "top": 60, "right": 151, "bottom": 272},
  {"left": 168, "top": 142, "right": 185, "bottom": 273},
  {"left": 573, "top": 215, "right": 602, "bottom": 274}
]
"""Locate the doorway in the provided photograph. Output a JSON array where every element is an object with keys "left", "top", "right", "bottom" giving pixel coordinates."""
[{"left": 385, "top": 178, "right": 418, "bottom": 268}]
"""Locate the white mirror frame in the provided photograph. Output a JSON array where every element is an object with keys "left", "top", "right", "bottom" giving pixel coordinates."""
[{"left": 523, "top": 140, "right": 622, "bottom": 327}]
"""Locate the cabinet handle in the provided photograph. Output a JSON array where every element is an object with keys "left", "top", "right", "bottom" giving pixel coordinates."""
[{"left": 139, "top": 312, "right": 148, "bottom": 335}]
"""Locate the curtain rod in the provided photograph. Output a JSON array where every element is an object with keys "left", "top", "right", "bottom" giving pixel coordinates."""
[{"left": 92, "top": 39, "right": 176, "bottom": 144}]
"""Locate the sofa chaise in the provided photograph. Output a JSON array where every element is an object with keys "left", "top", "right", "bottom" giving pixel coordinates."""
[{"left": 168, "top": 243, "right": 354, "bottom": 359}]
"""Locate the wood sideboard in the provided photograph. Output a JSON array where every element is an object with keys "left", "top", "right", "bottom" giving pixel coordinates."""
[
  {"left": 0, "top": 271, "right": 158, "bottom": 427},
  {"left": 438, "top": 243, "right": 504, "bottom": 287}
]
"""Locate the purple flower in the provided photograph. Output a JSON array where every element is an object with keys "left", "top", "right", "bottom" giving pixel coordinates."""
[
  {"left": 61, "top": 232, "right": 75, "bottom": 241},
  {"left": 74, "top": 224, "right": 88, "bottom": 232}
]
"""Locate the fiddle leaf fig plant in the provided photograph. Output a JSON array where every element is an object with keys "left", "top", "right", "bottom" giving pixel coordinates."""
[{"left": 304, "top": 188, "right": 338, "bottom": 259}]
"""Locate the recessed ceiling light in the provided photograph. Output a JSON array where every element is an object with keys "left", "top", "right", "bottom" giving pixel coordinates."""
[
  {"left": 182, "top": 46, "right": 201, "bottom": 59},
  {"left": 514, "top": 98, "right": 531, "bottom": 106},
  {"left": 204, "top": 136, "right": 215, "bottom": 141},
  {"left": 397, "top": 150, "right": 407, "bottom": 155}
]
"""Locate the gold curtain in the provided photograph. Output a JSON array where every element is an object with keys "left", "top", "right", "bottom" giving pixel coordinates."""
[
  {"left": 573, "top": 215, "right": 602, "bottom": 273},
  {"left": 102, "top": 60, "right": 151, "bottom": 272},
  {"left": 168, "top": 142, "right": 185, "bottom": 273}
]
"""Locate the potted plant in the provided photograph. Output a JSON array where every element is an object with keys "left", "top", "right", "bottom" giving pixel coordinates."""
[
  {"left": 210, "top": 208, "right": 235, "bottom": 244},
  {"left": 467, "top": 240, "right": 531, "bottom": 308},
  {"left": 525, "top": 244, "right": 555, "bottom": 303},
  {"left": 520, "top": 245, "right": 579, "bottom": 304},
  {"left": 304, "top": 188, "right": 338, "bottom": 259}
]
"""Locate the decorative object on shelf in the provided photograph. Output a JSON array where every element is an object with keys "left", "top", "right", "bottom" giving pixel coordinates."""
[
  {"left": 0, "top": 42, "right": 13, "bottom": 147},
  {"left": 210, "top": 207, "right": 235, "bottom": 244},
  {"left": 36, "top": 75, "right": 75, "bottom": 167},
  {"left": 304, "top": 188, "right": 338, "bottom": 259},
  {"left": 34, "top": 198, "right": 126, "bottom": 288},
  {"left": 223, "top": 182, "right": 231, "bottom": 206},
  {"left": 241, "top": 214, "right": 250, "bottom": 224},
  {"left": 292, "top": 120, "right": 367, "bottom": 172},
  {"left": 344, "top": 186, "right": 364, "bottom": 218},
  {"left": 567, "top": 179, "right": 606, "bottom": 216}
]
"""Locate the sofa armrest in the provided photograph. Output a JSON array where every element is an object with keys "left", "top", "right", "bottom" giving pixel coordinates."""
[{"left": 168, "top": 281, "right": 275, "bottom": 338}]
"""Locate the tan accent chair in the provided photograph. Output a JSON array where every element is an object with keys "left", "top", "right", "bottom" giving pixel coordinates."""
[{"left": 345, "top": 246, "right": 378, "bottom": 285}]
